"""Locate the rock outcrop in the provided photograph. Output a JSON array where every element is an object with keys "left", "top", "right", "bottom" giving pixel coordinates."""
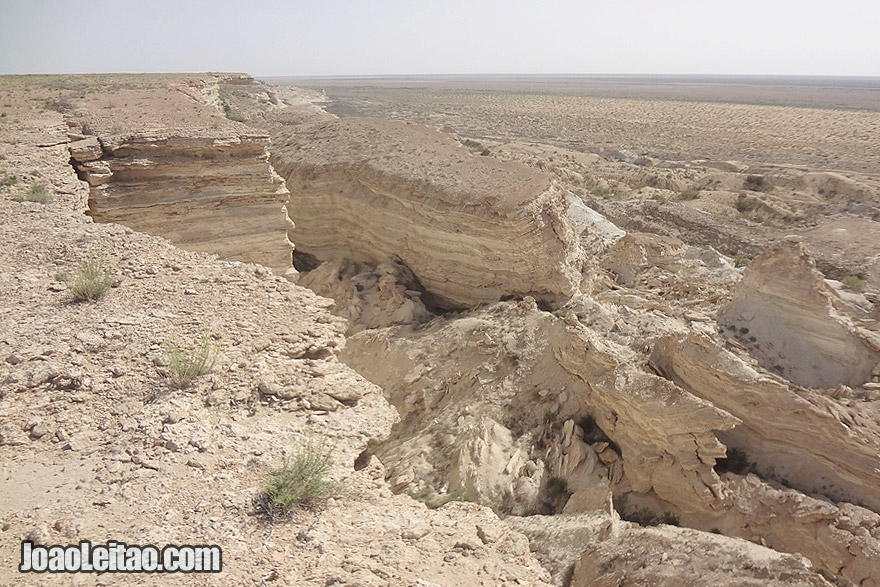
[
  {"left": 652, "top": 333, "right": 880, "bottom": 513},
  {"left": 267, "top": 117, "right": 589, "bottom": 307},
  {"left": 66, "top": 75, "right": 295, "bottom": 275},
  {"left": 718, "top": 238, "right": 880, "bottom": 388},
  {"left": 571, "top": 522, "right": 831, "bottom": 587}
]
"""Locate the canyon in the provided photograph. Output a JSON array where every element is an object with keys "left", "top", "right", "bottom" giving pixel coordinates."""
[{"left": 1, "top": 72, "right": 879, "bottom": 586}]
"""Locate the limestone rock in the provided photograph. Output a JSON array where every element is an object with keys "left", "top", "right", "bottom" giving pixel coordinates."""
[
  {"left": 602, "top": 232, "right": 688, "bottom": 287},
  {"left": 67, "top": 75, "right": 295, "bottom": 275},
  {"left": 266, "top": 117, "right": 590, "bottom": 307},
  {"left": 298, "top": 258, "right": 432, "bottom": 334},
  {"left": 572, "top": 524, "right": 831, "bottom": 587},
  {"left": 718, "top": 239, "right": 880, "bottom": 388},
  {"left": 653, "top": 333, "right": 880, "bottom": 513}
]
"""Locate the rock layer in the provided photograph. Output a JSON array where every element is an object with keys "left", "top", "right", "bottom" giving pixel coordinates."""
[
  {"left": 719, "top": 238, "right": 880, "bottom": 388},
  {"left": 67, "top": 75, "right": 295, "bottom": 275},
  {"left": 267, "top": 117, "right": 589, "bottom": 307},
  {"left": 652, "top": 333, "right": 880, "bottom": 512}
]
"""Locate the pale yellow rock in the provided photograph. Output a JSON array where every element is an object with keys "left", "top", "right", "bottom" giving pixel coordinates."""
[
  {"left": 718, "top": 239, "right": 880, "bottom": 388},
  {"left": 267, "top": 116, "right": 590, "bottom": 307}
]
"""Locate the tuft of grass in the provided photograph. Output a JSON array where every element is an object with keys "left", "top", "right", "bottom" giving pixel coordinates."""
[
  {"left": 218, "top": 88, "right": 246, "bottom": 122},
  {"left": 678, "top": 188, "right": 701, "bottom": 200},
  {"left": 12, "top": 182, "right": 50, "bottom": 203},
  {"left": 257, "top": 437, "right": 335, "bottom": 520},
  {"left": 731, "top": 253, "right": 752, "bottom": 268},
  {"left": 64, "top": 257, "right": 114, "bottom": 302},
  {"left": 164, "top": 331, "right": 220, "bottom": 389},
  {"left": 590, "top": 187, "right": 616, "bottom": 199},
  {"left": 0, "top": 172, "right": 18, "bottom": 186},
  {"left": 841, "top": 274, "right": 867, "bottom": 293}
]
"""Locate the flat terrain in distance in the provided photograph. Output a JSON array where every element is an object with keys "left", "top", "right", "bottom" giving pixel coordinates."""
[{"left": 266, "top": 75, "right": 880, "bottom": 174}]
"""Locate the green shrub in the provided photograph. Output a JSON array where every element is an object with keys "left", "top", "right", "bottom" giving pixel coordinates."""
[
  {"left": 0, "top": 172, "right": 18, "bottom": 186},
  {"left": 164, "top": 331, "right": 220, "bottom": 389},
  {"left": 841, "top": 274, "right": 867, "bottom": 293},
  {"left": 12, "top": 182, "right": 50, "bottom": 203},
  {"left": 258, "top": 437, "right": 335, "bottom": 520},
  {"left": 65, "top": 257, "right": 114, "bottom": 302}
]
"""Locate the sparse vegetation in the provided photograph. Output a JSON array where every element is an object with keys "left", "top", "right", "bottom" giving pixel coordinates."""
[
  {"left": 731, "top": 253, "right": 753, "bottom": 268},
  {"left": 12, "top": 182, "right": 50, "bottom": 203},
  {"left": 743, "top": 174, "right": 770, "bottom": 192},
  {"left": 164, "top": 331, "right": 220, "bottom": 388},
  {"left": 257, "top": 437, "right": 335, "bottom": 520},
  {"left": 43, "top": 96, "right": 74, "bottom": 113},
  {"left": 678, "top": 188, "right": 701, "bottom": 200},
  {"left": 734, "top": 192, "right": 759, "bottom": 213},
  {"left": 590, "top": 187, "right": 616, "bottom": 199},
  {"left": 841, "top": 274, "right": 867, "bottom": 293},
  {"left": 63, "top": 257, "right": 114, "bottom": 302},
  {"left": 0, "top": 171, "right": 18, "bottom": 186},
  {"left": 218, "top": 88, "right": 246, "bottom": 122}
]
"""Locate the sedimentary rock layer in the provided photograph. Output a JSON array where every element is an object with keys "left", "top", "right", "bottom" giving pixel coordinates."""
[
  {"left": 67, "top": 76, "right": 294, "bottom": 275},
  {"left": 719, "top": 238, "right": 880, "bottom": 388},
  {"left": 267, "top": 117, "right": 589, "bottom": 307},
  {"left": 652, "top": 333, "right": 880, "bottom": 513}
]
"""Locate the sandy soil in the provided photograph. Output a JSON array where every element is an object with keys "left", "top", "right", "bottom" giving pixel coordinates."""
[{"left": 277, "top": 78, "right": 880, "bottom": 175}]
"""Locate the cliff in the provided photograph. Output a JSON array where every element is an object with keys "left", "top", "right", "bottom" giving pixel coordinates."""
[
  {"left": 66, "top": 74, "right": 295, "bottom": 275},
  {"left": 267, "top": 116, "right": 589, "bottom": 307}
]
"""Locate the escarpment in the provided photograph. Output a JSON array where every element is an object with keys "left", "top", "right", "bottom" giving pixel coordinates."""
[
  {"left": 266, "top": 117, "right": 590, "bottom": 307},
  {"left": 66, "top": 75, "right": 295, "bottom": 275}
]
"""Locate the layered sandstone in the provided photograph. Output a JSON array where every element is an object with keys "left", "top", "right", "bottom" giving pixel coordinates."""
[
  {"left": 718, "top": 238, "right": 880, "bottom": 388},
  {"left": 266, "top": 117, "right": 589, "bottom": 307},
  {"left": 340, "top": 299, "right": 880, "bottom": 583},
  {"left": 66, "top": 75, "right": 294, "bottom": 275},
  {"left": 652, "top": 333, "right": 880, "bottom": 512}
]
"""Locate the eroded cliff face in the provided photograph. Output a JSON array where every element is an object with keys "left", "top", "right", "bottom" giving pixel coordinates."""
[
  {"left": 718, "top": 237, "right": 880, "bottom": 388},
  {"left": 66, "top": 75, "right": 295, "bottom": 275},
  {"left": 267, "top": 116, "right": 590, "bottom": 307}
]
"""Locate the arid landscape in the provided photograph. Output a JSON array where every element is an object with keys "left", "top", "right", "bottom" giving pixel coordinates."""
[{"left": 1, "top": 72, "right": 879, "bottom": 586}]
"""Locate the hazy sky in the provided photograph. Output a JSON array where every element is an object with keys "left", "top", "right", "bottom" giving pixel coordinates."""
[{"left": 1, "top": 0, "right": 878, "bottom": 77}]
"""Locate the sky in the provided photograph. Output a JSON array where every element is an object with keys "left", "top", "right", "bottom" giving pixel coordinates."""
[{"left": 1, "top": 0, "right": 879, "bottom": 77}]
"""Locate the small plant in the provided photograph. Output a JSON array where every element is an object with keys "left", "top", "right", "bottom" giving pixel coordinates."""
[
  {"left": 64, "top": 257, "right": 114, "bottom": 302},
  {"left": 841, "top": 274, "right": 867, "bottom": 293},
  {"left": 164, "top": 331, "right": 220, "bottom": 388},
  {"left": 480, "top": 148, "right": 490, "bottom": 156},
  {"left": 734, "top": 192, "right": 759, "bottom": 213},
  {"left": 12, "top": 182, "right": 50, "bottom": 203},
  {"left": 650, "top": 193, "right": 667, "bottom": 203},
  {"left": 257, "top": 437, "right": 335, "bottom": 520},
  {"left": 217, "top": 88, "right": 245, "bottom": 122},
  {"left": 0, "top": 172, "right": 18, "bottom": 186},
  {"left": 743, "top": 174, "right": 770, "bottom": 192},
  {"left": 731, "top": 253, "right": 752, "bottom": 268},
  {"left": 678, "top": 188, "right": 701, "bottom": 200},
  {"left": 590, "top": 187, "right": 615, "bottom": 199}
]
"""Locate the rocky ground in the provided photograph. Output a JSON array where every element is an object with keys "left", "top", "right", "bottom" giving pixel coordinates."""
[
  {"left": 0, "top": 77, "right": 553, "bottom": 586},
  {"left": 2, "top": 73, "right": 879, "bottom": 586}
]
